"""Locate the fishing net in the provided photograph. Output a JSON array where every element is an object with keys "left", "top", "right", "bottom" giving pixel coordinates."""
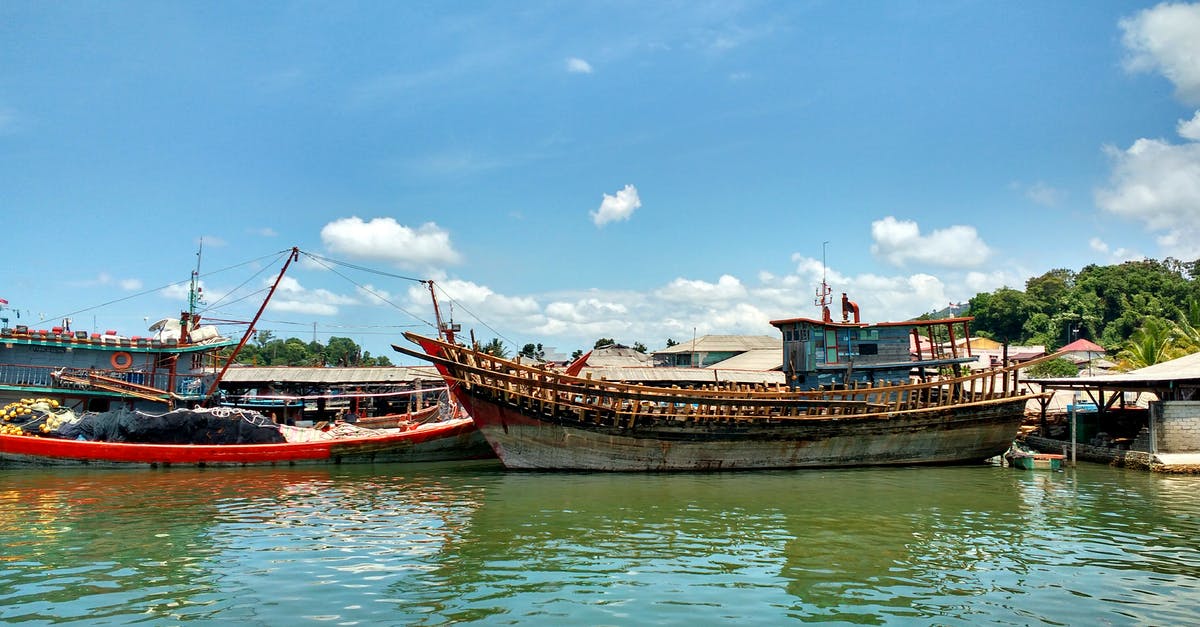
[
  {"left": 64, "top": 407, "right": 286, "bottom": 444},
  {"left": 1, "top": 399, "right": 80, "bottom": 437}
]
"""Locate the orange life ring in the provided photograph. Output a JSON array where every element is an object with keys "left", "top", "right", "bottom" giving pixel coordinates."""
[{"left": 111, "top": 351, "right": 133, "bottom": 370}]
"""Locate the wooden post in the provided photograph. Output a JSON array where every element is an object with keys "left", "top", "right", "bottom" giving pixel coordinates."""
[{"left": 1070, "top": 405, "right": 1077, "bottom": 467}]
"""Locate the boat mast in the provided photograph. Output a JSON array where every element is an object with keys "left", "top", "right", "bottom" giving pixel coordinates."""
[
  {"left": 424, "top": 280, "right": 458, "bottom": 344},
  {"left": 202, "top": 247, "right": 300, "bottom": 400},
  {"left": 814, "top": 241, "right": 832, "bottom": 323},
  {"left": 182, "top": 239, "right": 205, "bottom": 344}
]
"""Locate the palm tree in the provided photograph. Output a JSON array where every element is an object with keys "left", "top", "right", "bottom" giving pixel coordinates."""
[
  {"left": 1172, "top": 296, "right": 1200, "bottom": 353},
  {"left": 1115, "top": 317, "right": 1187, "bottom": 370}
]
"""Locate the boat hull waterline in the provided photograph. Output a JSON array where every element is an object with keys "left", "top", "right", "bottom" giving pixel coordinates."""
[
  {"left": 463, "top": 397, "right": 1025, "bottom": 471},
  {"left": 395, "top": 333, "right": 1041, "bottom": 472},
  {"left": 0, "top": 417, "right": 491, "bottom": 468}
]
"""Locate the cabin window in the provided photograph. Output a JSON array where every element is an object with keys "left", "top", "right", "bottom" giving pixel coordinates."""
[
  {"left": 797, "top": 327, "right": 811, "bottom": 341},
  {"left": 859, "top": 343, "right": 878, "bottom": 355},
  {"left": 86, "top": 398, "right": 109, "bottom": 413},
  {"left": 825, "top": 330, "right": 838, "bottom": 363},
  {"left": 858, "top": 329, "right": 878, "bottom": 340}
]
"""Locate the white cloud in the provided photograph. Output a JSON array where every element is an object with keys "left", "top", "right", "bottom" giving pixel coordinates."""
[
  {"left": 1121, "top": 2, "right": 1200, "bottom": 104},
  {"left": 321, "top": 217, "right": 462, "bottom": 267},
  {"left": 402, "top": 253, "right": 1028, "bottom": 355},
  {"left": 869, "top": 217, "right": 992, "bottom": 268},
  {"left": 590, "top": 184, "right": 641, "bottom": 226},
  {"left": 250, "top": 227, "right": 278, "bottom": 237},
  {"left": 1095, "top": 136, "right": 1200, "bottom": 258},
  {"left": 566, "top": 57, "right": 593, "bottom": 74},
  {"left": 267, "top": 276, "right": 356, "bottom": 316},
  {"left": 402, "top": 279, "right": 541, "bottom": 334},
  {"left": 964, "top": 270, "right": 1024, "bottom": 294},
  {"left": 657, "top": 275, "right": 747, "bottom": 302},
  {"left": 1180, "top": 110, "right": 1200, "bottom": 140},
  {"left": 1088, "top": 237, "right": 1143, "bottom": 263},
  {"left": 119, "top": 278, "right": 143, "bottom": 291}
]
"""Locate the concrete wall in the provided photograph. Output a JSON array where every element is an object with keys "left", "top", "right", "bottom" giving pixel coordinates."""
[{"left": 1157, "top": 401, "right": 1200, "bottom": 453}]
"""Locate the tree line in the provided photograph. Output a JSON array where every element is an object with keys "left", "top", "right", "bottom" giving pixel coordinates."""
[
  {"left": 226, "top": 330, "right": 394, "bottom": 367},
  {"left": 967, "top": 258, "right": 1200, "bottom": 370}
]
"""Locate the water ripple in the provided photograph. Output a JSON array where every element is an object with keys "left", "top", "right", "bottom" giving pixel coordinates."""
[{"left": 3, "top": 463, "right": 1200, "bottom": 624}]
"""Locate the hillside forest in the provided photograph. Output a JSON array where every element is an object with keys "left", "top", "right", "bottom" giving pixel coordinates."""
[{"left": 966, "top": 258, "right": 1200, "bottom": 370}]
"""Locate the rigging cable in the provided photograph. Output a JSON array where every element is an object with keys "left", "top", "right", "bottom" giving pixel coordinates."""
[
  {"left": 428, "top": 281, "right": 518, "bottom": 349},
  {"left": 297, "top": 250, "right": 434, "bottom": 329},
  {"left": 40, "top": 248, "right": 293, "bottom": 324}
]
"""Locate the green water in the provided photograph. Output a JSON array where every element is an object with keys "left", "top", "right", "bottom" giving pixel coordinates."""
[{"left": 2, "top": 461, "right": 1199, "bottom": 625}]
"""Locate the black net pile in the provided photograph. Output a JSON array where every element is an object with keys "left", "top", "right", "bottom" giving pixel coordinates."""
[{"left": 58, "top": 407, "right": 286, "bottom": 444}]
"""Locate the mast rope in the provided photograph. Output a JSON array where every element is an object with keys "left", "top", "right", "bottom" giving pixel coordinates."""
[
  {"left": 297, "top": 250, "right": 434, "bottom": 329},
  {"left": 427, "top": 281, "right": 518, "bottom": 349},
  {"left": 40, "top": 248, "right": 294, "bottom": 324}
]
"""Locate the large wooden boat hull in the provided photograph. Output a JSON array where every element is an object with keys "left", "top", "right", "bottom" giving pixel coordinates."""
[
  {"left": 395, "top": 333, "right": 1039, "bottom": 472},
  {"left": 457, "top": 392, "right": 1025, "bottom": 471},
  {"left": 0, "top": 417, "right": 492, "bottom": 468}
]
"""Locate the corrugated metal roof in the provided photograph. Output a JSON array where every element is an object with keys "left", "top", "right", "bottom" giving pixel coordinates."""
[
  {"left": 220, "top": 366, "right": 443, "bottom": 385},
  {"left": 652, "top": 335, "right": 780, "bottom": 354},
  {"left": 586, "top": 346, "right": 653, "bottom": 367},
  {"left": 705, "top": 349, "right": 782, "bottom": 371}
]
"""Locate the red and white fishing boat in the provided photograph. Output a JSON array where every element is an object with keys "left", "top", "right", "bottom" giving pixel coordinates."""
[
  {"left": 0, "top": 248, "right": 493, "bottom": 467},
  {"left": 0, "top": 410, "right": 488, "bottom": 468}
]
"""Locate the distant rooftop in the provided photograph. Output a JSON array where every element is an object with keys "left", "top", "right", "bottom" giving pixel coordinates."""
[
  {"left": 653, "top": 335, "right": 780, "bottom": 355},
  {"left": 706, "top": 348, "right": 782, "bottom": 371}
]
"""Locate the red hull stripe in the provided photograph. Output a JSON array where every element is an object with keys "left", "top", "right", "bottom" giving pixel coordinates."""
[{"left": 0, "top": 418, "right": 477, "bottom": 465}]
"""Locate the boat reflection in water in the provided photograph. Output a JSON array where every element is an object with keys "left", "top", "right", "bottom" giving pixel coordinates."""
[{"left": 4, "top": 464, "right": 1200, "bottom": 625}]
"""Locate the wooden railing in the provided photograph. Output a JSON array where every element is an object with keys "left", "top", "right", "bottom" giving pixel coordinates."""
[{"left": 399, "top": 333, "right": 1045, "bottom": 427}]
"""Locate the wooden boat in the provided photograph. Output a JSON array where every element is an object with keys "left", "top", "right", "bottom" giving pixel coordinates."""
[
  {"left": 0, "top": 410, "right": 490, "bottom": 468},
  {"left": 394, "top": 291, "right": 1046, "bottom": 471},
  {"left": 354, "top": 403, "right": 443, "bottom": 429},
  {"left": 1007, "top": 451, "right": 1064, "bottom": 470}
]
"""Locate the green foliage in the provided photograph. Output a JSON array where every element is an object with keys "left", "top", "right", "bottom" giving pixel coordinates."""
[
  {"left": 593, "top": 338, "right": 616, "bottom": 349},
  {"left": 969, "top": 257, "right": 1200, "bottom": 355},
  {"left": 570, "top": 349, "right": 584, "bottom": 360},
  {"left": 1025, "top": 357, "right": 1079, "bottom": 379},
  {"left": 967, "top": 288, "right": 1031, "bottom": 342},
  {"left": 665, "top": 338, "right": 678, "bottom": 347},
  {"left": 231, "top": 334, "right": 392, "bottom": 367},
  {"left": 1115, "top": 317, "right": 1189, "bottom": 371},
  {"left": 480, "top": 338, "right": 509, "bottom": 358},
  {"left": 633, "top": 341, "right": 647, "bottom": 353},
  {"left": 519, "top": 343, "right": 545, "bottom": 360}
]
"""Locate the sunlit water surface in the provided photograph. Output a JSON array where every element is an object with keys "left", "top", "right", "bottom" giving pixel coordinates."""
[{"left": 2, "top": 461, "right": 1199, "bottom": 625}]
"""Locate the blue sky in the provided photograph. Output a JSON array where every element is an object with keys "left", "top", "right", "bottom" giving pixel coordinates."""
[{"left": 2, "top": 1, "right": 1200, "bottom": 362}]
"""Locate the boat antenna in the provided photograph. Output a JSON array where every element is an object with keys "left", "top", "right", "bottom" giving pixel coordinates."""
[
  {"left": 182, "top": 238, "right": 206, "bottom": 342},
  {"left": 814, "top": 241, "right": 832, "bottom": 323}
]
